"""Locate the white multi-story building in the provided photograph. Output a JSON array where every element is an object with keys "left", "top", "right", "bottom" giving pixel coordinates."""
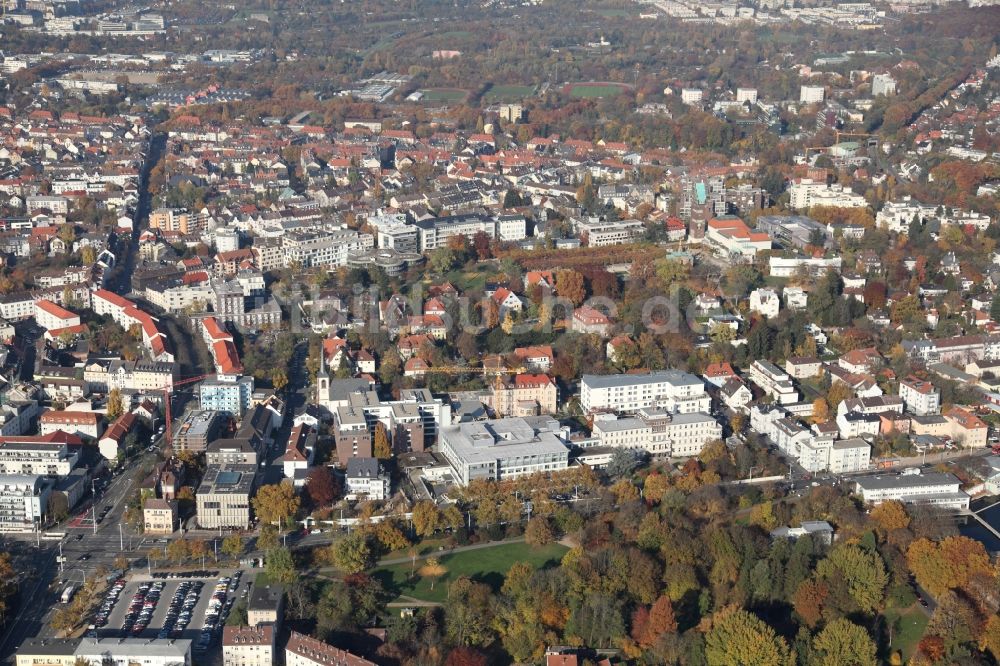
[
  {"left": 789, "top": 179, "right": 867, "bottom": 210},
  {"left": 854, "top": 471, "right": 970, "bottom": 510},
  {"left": 875, "top": 198, "right": 992, "bottom": 233},
  {"left": 580, "top": 371, "right": 710, "bottom": 414},
  {"left": 681, "top": 88, "right": 704, "bottom": 105},
  {"left": 871, "top": 74, "right": 896, "bottom": 96},
  {"left": 591, "top": 408, "right": 722, "bottom": 459},
  {"left": 747, "top": 360, "right": 799, "bottom": 404},
  {"left": 0, "top": 441, "right": 78, "bottom": 477},
  {"left": 736, "top": 88, "right": 758, "bottom": 103},
  {"left": 200, "top": 377, "right": 255, "bottom": 416},
  {"left": 344, "top": 456, "right": 389, "bottom": 500},
  {"left": 768, "top": 256, "right": 842, "bottom": 278},
  {"left": 749, "top": 288, "right": 780, "bottom": 318},
  {"left": 413, "top": 215, "right": 496, "bottom": 252},
  {"left": 33, "top": 300, "right": 80, "bottom": 332},
  {"left": 899, "top": 376, "right": 941, "bottom": 416},
  {"left": 0, "top": 474, "right": 49, "bottom": 533},
  {"left": 830, "top": 438, "right": 871, "bottom": 473},
  {"left": 575, "top": 218, "right": 644, "bottom": 247},
  {"left": 437, "top": 417, "right": 569, "bottom": 485},
  {"left": 282, "top": 229, "right": 374, "bottom": 268},
  {"left": 800, "top": 85, "right": 825, "bottom": 103}
]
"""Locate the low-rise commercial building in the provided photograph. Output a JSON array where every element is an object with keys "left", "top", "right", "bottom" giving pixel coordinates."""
[{"left": 854, "top": 471, "right": 970, "bottom": 510}]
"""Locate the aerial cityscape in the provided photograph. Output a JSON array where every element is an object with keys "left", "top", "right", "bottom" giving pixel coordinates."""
[{"left": 0, "top": 0, "right": 998, "bottom": 664}]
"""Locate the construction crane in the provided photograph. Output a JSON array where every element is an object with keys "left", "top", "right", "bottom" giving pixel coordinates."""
[{"left": 155, "top": 374, "right": 213, "bottom": 443}]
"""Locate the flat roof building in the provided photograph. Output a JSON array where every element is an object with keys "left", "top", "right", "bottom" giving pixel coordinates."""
[
  {"left": 854, "top": 471, "right": 970, "bottom": 510},
  {"left": 173, "top": 410, "right": 225, "bottom": 453},
  {"left": 438, "top": 417, "right": 568, "bottom": 485},
  {"left": 196, "top": 463, "right": 257, "bottom": 529}
]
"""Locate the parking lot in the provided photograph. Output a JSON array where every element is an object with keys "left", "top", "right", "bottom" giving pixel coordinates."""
[{"left": 94, "top": 571, "right": 250, "bottom": 651}]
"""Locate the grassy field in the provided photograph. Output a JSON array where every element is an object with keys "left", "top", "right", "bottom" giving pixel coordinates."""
[
  {"left": 566, "top": 83, "right": 628, "bottom": 98},
  {"left": 884, "top": 606, "right": 929, "bottom": 661},
  {"left": 484, "top": 84, "right": 536, "bottom": 102},
  {"left": 418, "top": 88, "right": 468, "bottom": 102},
  {"left": 372, "top": 542, "right": 568, "bottom": 603}
]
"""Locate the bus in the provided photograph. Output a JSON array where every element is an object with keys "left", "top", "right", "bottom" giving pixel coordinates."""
[{"left": 61, "top": 585, "right": 77, "bottom": 603}]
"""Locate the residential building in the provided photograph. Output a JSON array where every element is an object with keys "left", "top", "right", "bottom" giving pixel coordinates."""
[
  {"left": 829, "top": 438, "right": 872, "bottom": 473},
  {"left": 34, "top": 299, "right": 80, "bottom": 332},
  {"left": 854, "top": 471, "right": 970, "bottom": 510},
  {"left": 344, "top": 456, "right": 390, "bottom": 500},
  {"left": 280, "top": 424, "right": 316, "bottom": 485},
  {"left": 899, "top": 376, "right": 941, "bottom": 416},
  {"left": 14, "top": 638, "right": 79, "bottom": 666},
  {"left": 200, "top": 377, "right": 255, "bottom": 416},
  {"left": 789, "top": 179, "right": 867, "bottom": 210},
  {"left": 173, "top": 410, "right": 225, "bottom": 453},
  {"left": 99, "top": 413, "right": 137, "bottom": 461},
  {"left": 580, "top": 371, "right": 710, "bottom": 414},
  {"left": 0, "top": 439, "right": 77, "bottom": 476},
  {"left": 785, "top": 357, "right": 822, "bottom": 379},
  {"left": 800, "top": 85, "right": 825, "bottom": 103},
  {"left": 749, "top": 288, "right": 780, "bottom": 318},
  {"left": 0, "top": 474, "right": 49, "bottom": 532},
  {"left": 438, "top": 417, "right": 569, "bottom": 485},
  {"left": 747, "top": 360, "right": 799, "bottom": 404},
  {"left": 491, "top": 374, "right": 558, "bottom": 417},
  {"left": 768, "top": 255, "right": 842, "bottom": 278},
  {"left": 143, "top": 498, "right": 177, "bottom": 534},
  {"left": 285, "top": 631, "right": 375, "bottom": 666},
  {"left": 720, "top": 377, "right": 753, "bottom": 413},
  {"left": 944, "top": 407, "right": 988, "bottom": 448},
  {"left": 571, "top": 306, "right": 613, "bottom": 336},
  {"left": 871, "top": 73, "right": 896, "bottom": 96},
  {"left": 247, "top": 584, "right": 285, "bottom": 627},
  {"left": 195, "top": 463, "right": 257, "bottom": 529},
  {"left": 222, "top": 625, "right": 275, "bottom": 666},
  {"left": 39, "top": 410, "right": 103, "bottom": 439},
  {"left": 681, "top": 88, "right": 704, "bottom": 105}
]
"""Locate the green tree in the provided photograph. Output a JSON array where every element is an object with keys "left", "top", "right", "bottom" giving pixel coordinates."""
[
  {"left": 705, "top": 609, "right": 792, "bottom": 666},
  {"left": 330, "top": 532, "right": 373, "bottom": 574},
  {"left": 812, "top": 619, "right": 877, "bottom": 666},
  {"left": 817, "top": 544, "right": 888, "bottom": 614},
  {"left": 411, "top": 501, "right": 441, "bottom": 538},
  {"left": 221, "top": 534, "right": 244, "bottom": 560},
  {"left": 264, "top": 546, "right": 297, "bottom": 584}
]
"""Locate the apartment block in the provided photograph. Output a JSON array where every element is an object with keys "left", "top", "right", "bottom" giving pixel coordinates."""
[
  {"left": 899, "top": 376, "right": 941, "bottom": 416},
  {"left": 747, "top": 360, "right": 799, "bottom": 404},
  {"left": 580, "top": 371, "right": 710, "bottom": 414}
]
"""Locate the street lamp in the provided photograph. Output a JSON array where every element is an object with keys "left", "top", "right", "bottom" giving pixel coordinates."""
[{"left": 747, "top": 466, "right": 763, "bottom": 483}]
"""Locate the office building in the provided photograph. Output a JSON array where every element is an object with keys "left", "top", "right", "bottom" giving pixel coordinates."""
[
  {"left": 196, "top": 464, "right": 257, "bottom": 529},
  {"left": 438, "top": 417, "right": 569, "bottom": 485}
]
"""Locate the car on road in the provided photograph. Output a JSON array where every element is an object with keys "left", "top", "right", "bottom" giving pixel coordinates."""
[
  {"left": 75, "top": 533, "right": 84, "bottom": 540},
  {"left": 77, "top": 554, "right": 90, "bottom": 561}
]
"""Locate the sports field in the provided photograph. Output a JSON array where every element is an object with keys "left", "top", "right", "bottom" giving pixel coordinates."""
[
  {"left": 418, "top": 88, "right": 468, "bottom": 102},
  {"left": 565, "top": 82, "right": 629, "bottom": 98},
  {"left": 484, "top": 84, "right": 536, "bottom": 102}
]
